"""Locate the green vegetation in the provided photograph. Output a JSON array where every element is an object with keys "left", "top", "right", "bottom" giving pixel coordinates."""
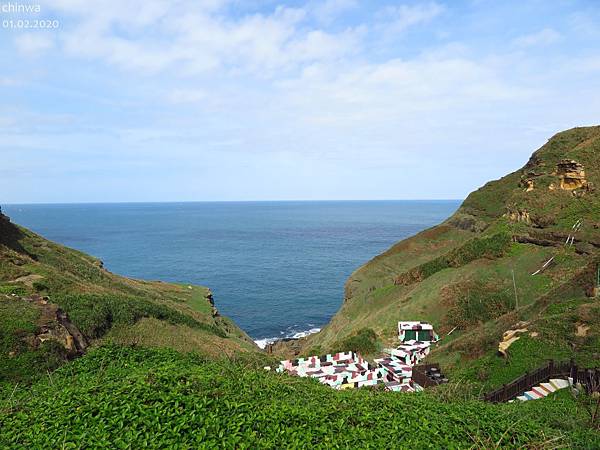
[
  {"left": 332, "top": 328, "right": 379, "bottom": 355},
  {"left": 1, "top": 345, "right": 598, "bottom": 449},
  {"left": 404, "top": 231, "right": 512, "bottom": 283},
  {"left": 442, "top": 279, "right": 515, "bottom": 330},
  {"left": 0, "top": 284, "right": 26, "bottom": 296},
  {"left": 54, "top": 293, "right": 226, "bottom": 339}
]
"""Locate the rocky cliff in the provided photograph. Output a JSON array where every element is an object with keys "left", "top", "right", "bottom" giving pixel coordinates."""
[{"left": 299, "top": 126, "right": 600, "bottom": 375}]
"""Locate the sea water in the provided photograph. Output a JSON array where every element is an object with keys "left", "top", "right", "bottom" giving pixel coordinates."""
[{"left": 4, "top": 201, "right": 460, "bottom": 347}]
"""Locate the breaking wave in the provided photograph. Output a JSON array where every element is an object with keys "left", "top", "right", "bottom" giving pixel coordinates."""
[{"left": 254, "top": 327, "right": 321, "bottom": 350}]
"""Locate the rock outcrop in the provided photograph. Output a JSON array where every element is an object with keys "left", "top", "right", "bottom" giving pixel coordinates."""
[
  {"left": 556, "top": 159, "right": 588, "bottom": 191},
  {"left": 206, "top": 289, "right": 220, "bottom": 317},
  {"left": 20, "top": 295, "right": 88, "bottom": 355},
  {"left": 503, "top": 208, "right": 531, "bottom": 224}
]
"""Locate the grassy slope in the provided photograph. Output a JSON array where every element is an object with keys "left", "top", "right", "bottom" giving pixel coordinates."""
[
  {"left": 0, "top": 218, "right": 257, "bottom": 383},
  {"left": 304, "top": 126, "right": 600, "bottom": 386},
  {"left": 1, "top": 345, "right": 598, "bottom": 449}
]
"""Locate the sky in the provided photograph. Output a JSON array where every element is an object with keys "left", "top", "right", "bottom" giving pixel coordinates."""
[{"left": 2, "top": 0, "right": 600, "bottom": 203}]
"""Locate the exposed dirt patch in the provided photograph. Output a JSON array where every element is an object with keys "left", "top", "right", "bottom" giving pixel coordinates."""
[
  {"left": 420, "top": 225, "right": 453, "bottom": 240},
  {"left": 576, "top": 323, "right": 590, "bottom": 337},
  {"left": 12, "top": 274, "right": 44, "bottom": 287}
]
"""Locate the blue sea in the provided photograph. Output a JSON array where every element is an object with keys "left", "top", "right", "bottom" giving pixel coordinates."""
[{"left": 3, "top": 201, "right": 460, "bottom": 346}]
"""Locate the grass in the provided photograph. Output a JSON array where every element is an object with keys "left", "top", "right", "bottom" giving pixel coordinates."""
[
  {"left": 1, "top": 345, "right": 598, "bottom": 449},
  {"left": 102, "top": 318, "right": 257, "bottom": 357},
  {"left": 450, "top": 336, "right": 572, "bottom": 390},
  {"left": 177, "top": 284, "right": 214, "bottom": 315}
]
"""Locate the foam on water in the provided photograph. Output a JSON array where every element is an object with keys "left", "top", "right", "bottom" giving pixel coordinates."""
[{"left": 254, "top": 327, "right": 322, "bottom": 349}]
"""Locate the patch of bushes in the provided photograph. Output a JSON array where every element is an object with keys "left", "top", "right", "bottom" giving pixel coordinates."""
[
  {"left": 0, "top": 298, "right": 68, "bottom": 383},
  {"left": 0, "top": 341, "right": 68, "bottom": 384},
  {"left": 395, "top": 232, "right": 512, "bottom": 286},
  {"left": 332, "top": 328, "right": 379, "bottom": 355},
  {"left": 0, "top": 284, "right": 27, "bottom": 296},
  {"left": 442, "top": 280, "right": 515, "bottom": 330},
  {"left": 32, "top": 281, "right": 49, "bottom": 293},
  {"left": 54, "top": 294, "right": 227, "bottom": 340}
]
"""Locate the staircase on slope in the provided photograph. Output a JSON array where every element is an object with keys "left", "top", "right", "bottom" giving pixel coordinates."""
[{"left": 509, "top": 378, "right": 571, "bottom": 402}]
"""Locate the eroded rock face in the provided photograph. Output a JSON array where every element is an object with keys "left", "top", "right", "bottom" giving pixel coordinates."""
[
  {"left": 206, "top": 290, "right": 219, "bottom": 317},
  {"left": 503, "top": 208, "right": 531, "bottom": 224},
  {"left": 556, "top": 159, "right": 587, "bottom": 191},
  {"left": 524, "top": 179, "right": 535, "bottom": 192},
  {"left": 24, "top": 295, "right": 88, "bottom": 354},
  {"left": 520, "top": 168, "right": 544, "bottom": 192}
]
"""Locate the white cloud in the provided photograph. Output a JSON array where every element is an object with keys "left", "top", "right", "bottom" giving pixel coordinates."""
[
  {"left": 311, "top": 0, "right": 358, "bottom": 24},
  {"left": 166, "top": 89, "right": 207, "bottom": 104},
  {"left": 5, "top": 1, "right": 600, "bottom": 202},
  {"left": 0, "top": 77, "right": 21, "bottom": 87},
  {"left": 14, "top": 33, "right": 55, "bottom": 54},
  {"left": 41, "top": 1, "right": 363, "bottom": 76},
  {"left": 378, "top": 2, "right": 444, "bottom": 34},
  {"left": 512, "top": 28, "right": 562, "bottom": 47},
  {"left": 568, "top": 11, "right": 600, "bottom": 38}
]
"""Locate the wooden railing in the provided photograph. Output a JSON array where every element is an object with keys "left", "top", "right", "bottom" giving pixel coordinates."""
[{"left": 483, "top": 359, "right": 600, "bottom": 403}]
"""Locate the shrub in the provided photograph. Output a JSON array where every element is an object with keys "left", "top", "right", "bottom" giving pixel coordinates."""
[
  {"left": 332, "top": 328, "right": 378, "bottom": 355},
  {"left": 0, "top": 284, "right": 26, "bottom": 296},
  {"left": 397, "top": 232, "right": 512, "bottom": 286},
  {"left": 442, "top": 280, "right": 515, "bottom": 330},
  {"left": 32, "top": 281, "right": 49, "bottom": 293}
]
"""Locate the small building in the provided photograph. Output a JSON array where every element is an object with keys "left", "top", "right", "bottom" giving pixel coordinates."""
[
  {"left": 272, "top": 321, "right": 442, "bottom": 391},
  {"left": 384, "top": 321, "right": 440, "bottom": 366},
  {"left": 398, "top": 321, "right": 439, "bottom": 343}
]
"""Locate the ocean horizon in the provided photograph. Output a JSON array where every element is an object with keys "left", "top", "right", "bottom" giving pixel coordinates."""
[{"left": 3, "top": 200, "right": 461, "bottom": 346}]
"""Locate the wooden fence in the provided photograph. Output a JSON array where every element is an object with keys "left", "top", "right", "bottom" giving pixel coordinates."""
[
  {"left": 483, "top": 359, "right": 600, "bottom": 403},
  {"left": 412, "top": 363, "right": 444, "bottom": 389}
]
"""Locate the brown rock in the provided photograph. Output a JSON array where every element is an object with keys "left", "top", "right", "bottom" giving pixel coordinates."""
[
  {"left": 556, "top": 159, "right": 588, "bottom": 191},
  {"left": 503, "top": 208, "right": 531, "bottom": 224}
]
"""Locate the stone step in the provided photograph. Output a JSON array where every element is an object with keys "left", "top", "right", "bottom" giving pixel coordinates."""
[
  {"left": 550, "top": 378, "right": 569, "bottom": 390},
  {"left": 516, "top": 395, "right": 529, "bottom": 402},
  {"left": 540, "top": 382, "right": 557, "bottom": 393},
  {"left": 532, "top": 386, "right": 549, "bottom": 397},
  {"left": 524, "top": 390, "right": 542, "bottom": 400}
]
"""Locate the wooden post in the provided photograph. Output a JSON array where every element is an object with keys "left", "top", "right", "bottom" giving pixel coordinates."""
[{"left": 511, "top": 268, "right": 519, "bottom": 309}]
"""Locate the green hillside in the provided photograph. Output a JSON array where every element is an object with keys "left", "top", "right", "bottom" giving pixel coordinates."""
[
  {"left": 0, "top": 214, "right": 257, "bottom": 383},
  {"left": 302, "top": 126, "right": 600, "bottom": 387}
]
